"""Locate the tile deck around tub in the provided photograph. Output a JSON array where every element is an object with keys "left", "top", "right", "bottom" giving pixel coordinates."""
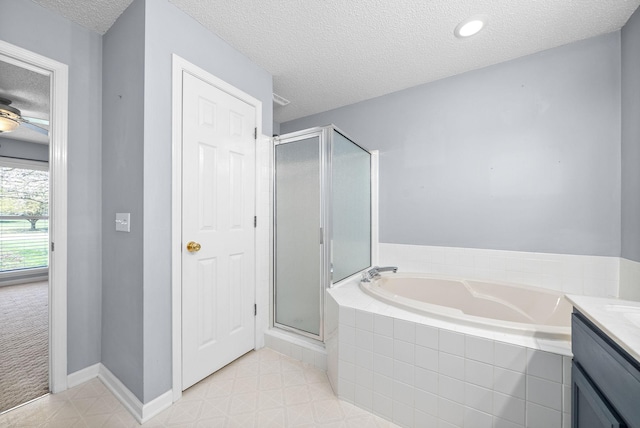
[
  {"left": 329, "top": 284, "right": 573, "bottom": 428},
  {"left": 0, "top": 348, "right": 398, "bottom": 427}
]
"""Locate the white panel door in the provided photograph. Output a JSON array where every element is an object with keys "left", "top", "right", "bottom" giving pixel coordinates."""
[{"left": 181, "top": 71, "right": 256, "bottom": 390}]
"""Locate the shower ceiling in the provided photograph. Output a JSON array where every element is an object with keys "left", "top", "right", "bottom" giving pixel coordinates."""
[{"left": 32, "top": 0, "right": 640, "bottom": 123}]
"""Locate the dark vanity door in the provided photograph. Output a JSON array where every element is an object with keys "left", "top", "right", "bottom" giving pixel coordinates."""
[
  {"left": 571, "top": 311, "right": 640, "bottom": 428},
  {"left": 572, "top": 362, "right": 625, "bottom": 428}
]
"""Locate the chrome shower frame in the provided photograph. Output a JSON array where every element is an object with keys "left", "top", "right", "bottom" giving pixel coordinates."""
[{"left": 272, "top": 125, "right": 373, "bottom": 342}]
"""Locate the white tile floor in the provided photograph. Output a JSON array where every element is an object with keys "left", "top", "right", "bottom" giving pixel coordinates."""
[{"left": 0, "top": 348, "right": 398, "bottom": 427}]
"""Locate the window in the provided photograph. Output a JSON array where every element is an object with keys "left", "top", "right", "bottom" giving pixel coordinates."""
[{"left": 0, "top": 157, "right": 49, "bottom": 274}]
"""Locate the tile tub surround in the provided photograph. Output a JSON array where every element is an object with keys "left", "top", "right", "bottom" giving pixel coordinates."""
[
  {"left": 620, "top": 257, "right": 640, "bottom": 301},
  {"left": 328, "top": 281, "right": 572, "bottom": 428},
  {"left": 379, "top": 243, "right": 620, "bottom": 298}
]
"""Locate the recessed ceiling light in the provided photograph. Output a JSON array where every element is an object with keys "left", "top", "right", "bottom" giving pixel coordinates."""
[{"left": 454, "top": 16, "right": 486, "bottom": 38}]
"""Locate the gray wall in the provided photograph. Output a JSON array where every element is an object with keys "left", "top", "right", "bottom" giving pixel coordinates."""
[
  {"left": 622, "top": 7, "right": 640, "bottom": 263},
  {"left": 282, "top": 33, "right": 622, "bottom": 257},
  {"left": 0, "top": 138, "right": 49, "bottom": 162},
  {"left": 0, "top": 0, "right": 103, "bottom": 373},
  {"left": 99, "top": 0, "right": 273, "bottom": 402},
  {"left": 140, "top": 0, "right": 272, "bottom": 402},
  {"left": 101, "top": 1, "right": 145, "bottom": 400}
]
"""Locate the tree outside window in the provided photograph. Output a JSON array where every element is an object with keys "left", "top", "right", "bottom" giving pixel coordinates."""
[{"left": 0, "top": 164, "right": 49, "bottom": 272}]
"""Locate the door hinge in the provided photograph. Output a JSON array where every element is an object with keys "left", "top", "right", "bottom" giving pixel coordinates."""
[
  {"left": 254, "top": 304, "right": 257, "bottom": 316},
  {"left": 254, "top": 216, "right": 257, "bottom": 228},
  {"left": 51, "top": 242, "right": 55, "bottom": 251},
  {"left": 254, "top": 127, "right": 257, "bottom": 140}
]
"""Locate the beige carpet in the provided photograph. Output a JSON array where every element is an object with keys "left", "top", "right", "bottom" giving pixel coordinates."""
[{"left": 0, "top": 281, "right": 48, "bottom": 413}]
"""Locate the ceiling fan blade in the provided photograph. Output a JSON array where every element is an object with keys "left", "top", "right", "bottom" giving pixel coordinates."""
[
  {"left": 21, "top": 121, "right": 49, "bottom": 136},
  {"left": 22, "top": 116, "right": 49, "bottom": 126}
]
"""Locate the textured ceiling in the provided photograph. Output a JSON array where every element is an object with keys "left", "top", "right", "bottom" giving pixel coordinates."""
[
  {"left": 0, "top": 60, "right": 50, "bottom": 145},
  {"left": 28, "top": 0, "right": 640, "bottom": 123},
  {"left": 31, "top": 0, "right": 134, "bottom": 34}
]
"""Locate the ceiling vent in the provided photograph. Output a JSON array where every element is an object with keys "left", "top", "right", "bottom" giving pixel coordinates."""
[{"left": 273, "top": 93, "right": 291, "bottom": 106}]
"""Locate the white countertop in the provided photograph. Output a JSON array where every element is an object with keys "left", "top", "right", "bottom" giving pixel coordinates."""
[{"left": 567, "top": 295, "right": 640, "bottom": 363}]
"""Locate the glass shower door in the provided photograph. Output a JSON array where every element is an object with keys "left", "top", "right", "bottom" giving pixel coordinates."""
[
  {"left": 274, "top": 135, "right": 323, "bottom": 338},
  {"left": 331, "top": 130, "right": 371, "bottom": 283}
]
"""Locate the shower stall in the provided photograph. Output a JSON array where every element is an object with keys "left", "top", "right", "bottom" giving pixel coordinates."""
[{"left": 274, "top": 125, "right": 372, "bottom": 341}]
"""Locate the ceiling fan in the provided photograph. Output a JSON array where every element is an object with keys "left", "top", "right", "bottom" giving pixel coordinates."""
[{"left": 0, "top": 97, "right": 49, "bottom": 136}]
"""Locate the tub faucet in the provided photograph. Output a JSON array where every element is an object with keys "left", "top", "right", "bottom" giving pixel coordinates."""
[{"left": 362, "top": 266, "right": 398, "bottom": 282}]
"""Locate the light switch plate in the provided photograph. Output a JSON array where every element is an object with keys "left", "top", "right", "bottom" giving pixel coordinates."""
[{"left": 115, "top": 213, "right": 130, "bottom": 232}]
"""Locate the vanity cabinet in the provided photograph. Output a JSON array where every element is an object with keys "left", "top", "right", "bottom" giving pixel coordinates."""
[{"left": 572, "top": 311, "right": 640, "bottom": 428}]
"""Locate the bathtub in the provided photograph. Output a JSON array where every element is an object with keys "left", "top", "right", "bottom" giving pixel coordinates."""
[
  {"left": 326, "top": 272, "right": 573, "bottom": 426},
  {"left": 359, "top": 272, "right": 572, "bottom": 341}
]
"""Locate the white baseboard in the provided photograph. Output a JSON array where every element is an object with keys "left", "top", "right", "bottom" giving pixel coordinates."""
[
  {"left": 67, "top": 363, "right": 172, "bottom": 424},
  {"left": 140, "top": 390, "right": 173, "bottom": 423},
  {"left": 0, "top": 274, "right": 48, "bottom": 287},
  {"left": 67, "top": 363, "right": 100, "bottom": 388},
  {"left": 97, "top": 364, "right": 144, "bottom": 423}
]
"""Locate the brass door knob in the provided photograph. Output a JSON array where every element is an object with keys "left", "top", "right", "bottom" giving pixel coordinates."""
[{"left": 186, "top": 241, "right": 201, "bottom": 253}]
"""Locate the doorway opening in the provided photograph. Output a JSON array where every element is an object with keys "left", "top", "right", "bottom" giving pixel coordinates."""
[
  {"left": 0, "top": 39, "right": 69, "bottom": 411},
  {"left": 0, "top": 156, "right": 50, "bottom": 412}
]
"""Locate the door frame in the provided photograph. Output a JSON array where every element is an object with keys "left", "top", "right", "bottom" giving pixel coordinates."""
[
  {"left": 171, "top": 54, "right": 263, "bottom": 402},
  {"left": 0, "top": 40, "right": 69, "bottom": 393}
]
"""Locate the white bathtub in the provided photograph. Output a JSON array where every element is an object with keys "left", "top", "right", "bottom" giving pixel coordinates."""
[{"left": 359, "top": 272, "right": 572, "bottom": 341}]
